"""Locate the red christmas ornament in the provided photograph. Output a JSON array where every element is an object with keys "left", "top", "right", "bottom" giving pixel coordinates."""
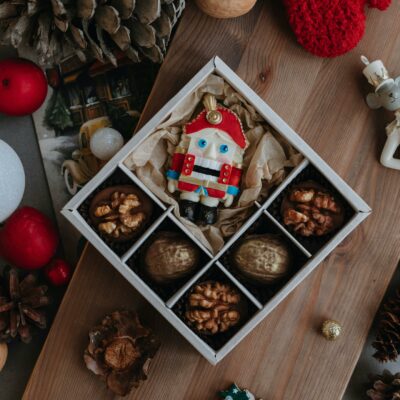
[
  {"left": 0, "top": 207, "right": 59, "bottom": 270},
  {"left": 0, "top": 58, "right": 48, "bottom": 116},
  {"left": 44, "top": 259, "right": 71, "bottom": 286},
  {"left": 283, "top": 0, "right": 391, "bottom": 58}
]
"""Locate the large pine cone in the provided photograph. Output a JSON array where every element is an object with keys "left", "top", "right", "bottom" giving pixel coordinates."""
[
  {"left": 373, "top": 289, "right": 400, "bottom": 362},
  {"left": 367, "top": 370, "right": 400, "bottom": 400},
  {"left": 0, "top": 268, "right": 50, "bottom": 344},
  {"left": 0, "top": 0, "right": 185, "bottom": 66}
]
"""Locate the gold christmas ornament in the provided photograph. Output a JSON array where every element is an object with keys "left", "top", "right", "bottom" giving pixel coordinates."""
[
  {"left": 0, "top": 343, "right": 7, "bottom": 372},
  {"left": 195, "top": 0, "right": 257, "bottom": 19},
  {"left": 321, "top": 320, "right": 342, "bottom": 341}
]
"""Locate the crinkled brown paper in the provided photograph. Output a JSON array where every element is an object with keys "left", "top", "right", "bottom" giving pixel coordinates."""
[{"left": 124, "top": 74, "right": 303, "bottom": 253}]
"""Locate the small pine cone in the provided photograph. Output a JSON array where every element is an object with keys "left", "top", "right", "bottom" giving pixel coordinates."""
[
  {"left": 367, "top": 370, "right": 400, "bottom": 400},
  {"left": 0, "top": 268, "right": 50, "bottom": 344},
  {"left": 0, "top": 0, "right": 185, "bottom": 66},
  {"left": 372, "top": 289, "right": 400, "bottom": 362}
]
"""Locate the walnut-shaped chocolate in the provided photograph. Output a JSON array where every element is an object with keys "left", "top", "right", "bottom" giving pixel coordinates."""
[
  {"left": 231, "top": 234, "right": 291, "bottom": 285},
  {"left": 89, "top": 185, "right": 153, "bottom": 242},
  {"left": 185, "top": 281, "right": 245, "bottom": 335},
  {"left": 281, "top": 181, "right": 344, "bottom": 237},
  {"left": 143, "top": 232, "right": 200, "bottom": 284}
]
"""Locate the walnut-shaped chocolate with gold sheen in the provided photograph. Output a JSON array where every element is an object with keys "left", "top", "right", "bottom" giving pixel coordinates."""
[
  {"left": 231, "top": 234, "right": 291, "bottom": 285},
  {"left": 185, "top": 281, "right": 244, "bottom": 335},
  {"left": 281, "top": 181, "right": 344, "bottom": 237},
  {"left": 89, "top": 185, "right": 153, "bottom": 242},
  {"left": 143, "top": 232, "right": 200, "bottom": 284}
]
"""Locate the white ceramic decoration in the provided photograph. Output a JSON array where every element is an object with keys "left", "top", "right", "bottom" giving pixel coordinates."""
[
  {"left": 0, "top": 140, "right": 25, "bottom": 222},
  {"left": 361, "top": 56, "right": 400, "bottom": 170}
]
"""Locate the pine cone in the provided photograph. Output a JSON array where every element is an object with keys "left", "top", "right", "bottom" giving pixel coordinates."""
[
  {"left": 84, "top": 310, "right": 160, "bottom": 396},
  {"left": 373, "top": 289, "right": 400, "bottom": 362},
  {"left": 367, "top": 370, "right": 400, "bottom": 400},
  {"left": 0, "top": 0, "right": 185, "bottom": 66},
  {"left": 0, "top": 268, "right": 50, "bottom": 344}
]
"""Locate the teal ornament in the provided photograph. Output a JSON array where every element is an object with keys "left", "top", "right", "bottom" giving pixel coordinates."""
[{"left": 219, "top": 384, "right": 255, "bottom": 400}]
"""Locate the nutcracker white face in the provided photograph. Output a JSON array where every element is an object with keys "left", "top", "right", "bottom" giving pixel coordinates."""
[{"left": 186, "top": 128, "right": 240, "bottom": 165}]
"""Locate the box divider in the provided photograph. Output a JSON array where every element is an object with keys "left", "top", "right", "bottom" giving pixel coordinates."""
[
  {"left": 213, "top": 207, "right": 267, "bottom": 260},
  {"left": 263, "top": 210, "right": 312, "bottom": 257},
  {"left": 62, "top": 166, "right": 117, "bottom": 212},
  {"left": 61, "top": 209, "right": 167, "bottom": 309},
  {"left": 165, "top": 258, "right": 215, "bottom": 308},
  {"left": 163, "top": 309, "right": 218, "bottom": 365},
  {"left": 258, "top": 158, "right": 310, "bottom": 211},
  {"left": 216, "top": 261, "right": 263, "bottom": 310},
  {"left": 118, "top": 162, "right": 167, "bottom": 210},
  {"left": 120, "top": 206, "right": 174, "bottom": 263},
  {"left": 166, "top": 213, "right": 214, "bottom": 258}
]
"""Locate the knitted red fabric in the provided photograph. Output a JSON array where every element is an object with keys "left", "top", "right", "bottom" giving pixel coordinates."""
[{"left": 283, "top": 0, "right": 391, "bottom": 58}]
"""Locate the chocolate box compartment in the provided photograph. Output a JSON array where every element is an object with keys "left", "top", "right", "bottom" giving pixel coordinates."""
[
  {"left": 220, "top": 212, "right": 308, "bottom": 305},
  {"left": 267, "top": 163, "right": 356, "bottom": 255},
  {"left": 126, "top": 218, "right": 212, "bottom": 302},
  {"left": 172, "top": 265, "right": 259, "bottom": 351},
  {"left": 77, "top": 168, "right": 163, "bottom": 257},
  {"left": 62, "top": 57, "right": 371, "bottom": 365}
]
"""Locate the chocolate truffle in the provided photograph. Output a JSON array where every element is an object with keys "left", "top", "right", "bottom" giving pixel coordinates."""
[
  {"left": 89, "top": 185, "right": 153, "bottom": 242},
  {"left": 143, "top": 232, "right": 200, "bottom": 284},
  {"left": 185, "top": 281, "right": 244, "bottom": 335},
  {"left": 281, "top": 181, "right": 344, "bottom": 237},
  {"left": 231, "top": 234, "right": 291, "bottom": 285}
]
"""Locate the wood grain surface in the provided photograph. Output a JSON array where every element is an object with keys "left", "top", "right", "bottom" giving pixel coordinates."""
[{"left": 23, "top": 1, "right": 400, "bottom": 399}]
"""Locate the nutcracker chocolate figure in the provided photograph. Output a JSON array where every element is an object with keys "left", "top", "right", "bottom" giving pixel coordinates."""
[{"left": 166, "top": 94, "right": 248, "bottom": 224}]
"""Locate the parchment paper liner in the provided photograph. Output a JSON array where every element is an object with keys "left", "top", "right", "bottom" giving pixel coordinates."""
[{"left": 124, "top": 74, "right": 303, "bottom": 254}]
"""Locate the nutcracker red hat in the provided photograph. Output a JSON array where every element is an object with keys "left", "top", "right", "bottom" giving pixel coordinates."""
[{"left": 185, "top": 94, "right": 248, "bottom": 149}]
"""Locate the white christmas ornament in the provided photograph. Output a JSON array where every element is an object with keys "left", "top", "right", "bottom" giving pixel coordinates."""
[
  {"left": 90, "top": 127, "right": 124, "bottom": 161},
  {"left": 0, "top": 140, "right": 25, "bottom": 223}
]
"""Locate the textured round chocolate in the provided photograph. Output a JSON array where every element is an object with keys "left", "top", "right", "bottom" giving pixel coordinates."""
[
  {"left": 143, "top": 232, "right": 199, "bottom": 284},
  {"left": 231, "top": 234, "right": 291, "bottom": 285},
  {"left": 89, "top": 185, "right": 153, "bottom": 242}
]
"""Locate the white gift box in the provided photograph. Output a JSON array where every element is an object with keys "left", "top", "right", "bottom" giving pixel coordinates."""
[{"left": 62, "top": 57, "right": 371, "bottom": 365}]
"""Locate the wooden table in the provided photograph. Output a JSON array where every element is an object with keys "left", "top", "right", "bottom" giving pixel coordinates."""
[{"left": 23, "top": 1, "right": 400, "bottom": 399}]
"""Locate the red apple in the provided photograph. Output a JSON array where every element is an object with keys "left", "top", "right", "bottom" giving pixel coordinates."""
[
  {"left": 0, "top": 207, "right": 59, "bottom": 270},
  {"left": 44, "top": 259, "right": 71, "bottom": 286},
  {"left": 0, "top": 58, "right": 48, "bottom": 116}
]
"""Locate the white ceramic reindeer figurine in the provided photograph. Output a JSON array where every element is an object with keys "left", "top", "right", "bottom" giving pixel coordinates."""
[{"left": 361, "top": 56, "right": 400, "bottom": 170}]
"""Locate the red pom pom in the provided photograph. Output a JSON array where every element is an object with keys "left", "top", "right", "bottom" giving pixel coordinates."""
[
  {"left": 368, "top": 0, "right": 391, "bottom": 10},
  {"left": 283, "top": 0, "right": 391, "bottom": 57}
]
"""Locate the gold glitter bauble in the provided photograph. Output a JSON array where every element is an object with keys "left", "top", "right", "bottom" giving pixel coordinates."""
[{"left": 321, "top": 320, "right": 342, "bottom": 340}]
